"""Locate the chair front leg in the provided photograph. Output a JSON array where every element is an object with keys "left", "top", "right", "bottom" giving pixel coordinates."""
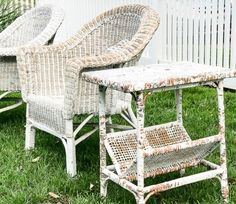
[
  {"left": 65, "top": 137, "right": 76, "bottom": 177},
  {"left": 25, "top": 104, "right": 36, "bottom": 150},
  {"left": 64, "top": 119, "right": 77, "bottom": 177}
]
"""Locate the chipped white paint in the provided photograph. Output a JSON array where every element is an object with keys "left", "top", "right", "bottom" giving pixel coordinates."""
[
  {"left": 82, "top": 62, "right": 236, "bottom": 93},
  {"left": 88, "top": 63, "right": 234, "bottom": 203}
]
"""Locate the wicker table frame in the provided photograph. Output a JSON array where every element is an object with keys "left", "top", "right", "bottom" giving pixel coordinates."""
[{"left": 82, "top": 62, "right": 236, "bottom": 203}]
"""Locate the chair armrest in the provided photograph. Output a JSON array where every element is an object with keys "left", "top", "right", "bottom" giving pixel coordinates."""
[
  {"left": 17, "top": 44, "right": 69, "bottom": 100},
  {"left": 64, "top": 50, "right": 139, "bottom": 119},
  {"left": 0, "top": 47, "right": 18, "bottom": 56}
]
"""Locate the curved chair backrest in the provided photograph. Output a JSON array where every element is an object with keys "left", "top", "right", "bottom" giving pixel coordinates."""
[
  {"left": 0, "top": 5, "right": 64, "bottom": 48},
  {"left": 62, "top": 4, "right": 159, "bottom": 58},
  {"left": 63, "top": 4, "right": 160, "bottom": 117},
  {"left": 0, "top": 5, "right": 64, "bottom": 91}
]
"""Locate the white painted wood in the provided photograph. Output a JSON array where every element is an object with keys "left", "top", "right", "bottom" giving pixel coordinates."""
[
  {"left": 182, "top": 0, "right": 188, "bottom": 61},
  {"left": 217, "top": 0, "right": 224, "bottom": 67},
  {"left": 224, "top": 1, "right": 231, "bottom": 68},
  {"left": 193, "top": 0, "right": 199, "bottom": 63},
  {"left": 158, "top": 0, "right": 236, "bottom": 89},
  {"left": 199, "top": 0, "right": 205, "bottom": 64},
  {"left": 187, "top": 0, "right": 193, "bottom": 62},
  {"left": 230, "top": 0, "right": 236, "bottom": 70},
  {"left": 172, "top": 0, "right": 177, "bottom": 62},
  {"left": 211, "top": 0, "right": 217, "bottom": 66},
  {"left": 205, "top": 0, "right": 211, "bottom": 65},
  {"left": 177, "top": 1, "right": 183, "bottom": 61},
  {"left": 167, "top": 0, "right": 172, "bottom": 61}
]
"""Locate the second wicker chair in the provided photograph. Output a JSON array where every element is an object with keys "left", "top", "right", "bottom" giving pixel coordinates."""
[
  {"left": 17, "top": 4, "right": 160, "bottom": 176},
  {"left": 0, "top": 5, "right": 64, "bottom": 113}
]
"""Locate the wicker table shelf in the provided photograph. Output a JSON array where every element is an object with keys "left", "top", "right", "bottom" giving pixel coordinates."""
[{"left": 82, "top": 62, "right": 236, "bottom": 204}]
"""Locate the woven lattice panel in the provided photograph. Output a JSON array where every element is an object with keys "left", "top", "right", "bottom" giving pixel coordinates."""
[
  {"left": 126, "top": 142, "right": 218, "bottom": 180},
  {"left": 105, "top": 122, "right": 218, "bottom": 180}
]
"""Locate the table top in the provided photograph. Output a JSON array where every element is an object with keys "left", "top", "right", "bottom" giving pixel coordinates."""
[{"left": 82, "top": 62, "right": 236, "bottom": 92}]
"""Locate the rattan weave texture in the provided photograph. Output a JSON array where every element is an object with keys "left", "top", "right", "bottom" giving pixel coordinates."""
[
  {"left": 0, "top": 5, "right": 64, "bottom": 91},
  {"left": 17, "top": 4, "right": 160, "bottom": 176}
]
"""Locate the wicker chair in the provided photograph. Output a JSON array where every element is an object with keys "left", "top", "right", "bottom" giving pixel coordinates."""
[
  {"left": 17, "top": 4, "right": 160, "bottom": 176},
  {"left": 0, "top": 5, "right": 64, "bottom": 113}
]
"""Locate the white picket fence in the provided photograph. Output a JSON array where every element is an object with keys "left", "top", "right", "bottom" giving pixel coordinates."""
[
  {"left": 157, "top": 0, "right": 236, "bottom": 88},
  {"left": 28, "top": 0, "right": 236, "bottom": 88}
]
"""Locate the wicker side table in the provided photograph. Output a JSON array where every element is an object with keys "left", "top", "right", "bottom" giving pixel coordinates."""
[{"left": 82, "top": 62, "right": 236, "bottom": 204}]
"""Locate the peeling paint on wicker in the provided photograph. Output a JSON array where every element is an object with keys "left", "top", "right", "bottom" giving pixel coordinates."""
[
  {"left": 0, "top": 5, "right": 64, "bottom": 113},
  {"left": 81, "top": 63, "right": 235, "bottom": 203},
  {"left": 17, "top": 4, "right": 160, "bottom": 177},
  {"left": 82, "top": 62, "right": 236, "bottom": 92}
]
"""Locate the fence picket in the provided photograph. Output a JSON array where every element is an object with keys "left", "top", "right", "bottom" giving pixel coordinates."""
[
  {"left": 32, "top": 0, "right": 235, "bottom": 77},
  {"left": 230, "top": 0, "right": 236, "bottom": 69},
  {"left": 182, "top": 0, "right": 188, "bottom": 61},
  {"left": 187, "top": 0, "right": 193, "bottom": 62},
  {"left": 205, "top": 0, "right": 211, "bottom": 65},
  {"left": 199, "top": 0, "right": 205, "bottom": 64},
  {"left": 224, "top": 0, "right": 231, "bottom": 68},
  {"left": 217, "top": 0, "right": 224, "bottom": 67}
]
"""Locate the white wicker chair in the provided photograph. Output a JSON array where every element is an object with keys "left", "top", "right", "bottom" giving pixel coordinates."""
[
  {"left": 17, "top": 4, "right": 160, "bottom": 176},
  {"left": 0, "top": 5, "right": 64, "bottom": 113}
]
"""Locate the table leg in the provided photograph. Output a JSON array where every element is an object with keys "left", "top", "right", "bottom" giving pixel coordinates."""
[
  {"left": 175, "top": 89, "right": 185, "bottom": 176},
  {"left": 99, "top": 85, "right": 108, "bottom": 197},
  {"left": 217, "top": 81, "right": 229, "bottom": 203},
  {"left": 136, "top": 91, "right": 145, "bottom": 204},
  {"left": 175, "top": 89, "right": 183, "bottom": 124}
]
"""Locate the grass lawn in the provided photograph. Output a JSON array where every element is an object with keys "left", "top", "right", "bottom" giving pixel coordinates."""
[{"left": 1, "top": 86, "right": 236, "bottom": 203}]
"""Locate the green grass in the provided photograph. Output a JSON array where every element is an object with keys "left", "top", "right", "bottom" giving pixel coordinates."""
[{"left": 1, "top": 87, "right": 236, "bottom": 203}]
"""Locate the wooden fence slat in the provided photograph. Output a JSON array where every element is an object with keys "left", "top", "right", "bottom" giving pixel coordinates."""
[
  {"left": 223, "top": 0, "right": 231, "bottom": 68},
  {"left": 217, "top": 0, "right": 224, "bottom": 67},
  {"left": 187, "top": 0, "right": 193, "bottom": 62},
  {"left": 230, "top": 0, "right": 236, "bottom": 69},
  {"left": 205, "top": 0, "right": 211, "bottom": 65},
  {"left": 182, "top": 0, "right": 188, "bottom": 61},
  {"left": 193, "top": 0, "right": 199, "bottom": 63},
  {"left": 211, "top": 0, "right": 218, "bottom": 66},
  {"left": 167, "top": 0, "right": 172, "bottom": 61},
  {"left": 199, "top": 0, "right": 205, "bottom": 64},
  {"left": 172, "top": 0, "right": 177, "bottom": 62},
  {"left": 177, "top": 0, "right": 183, "bottom": 61}
]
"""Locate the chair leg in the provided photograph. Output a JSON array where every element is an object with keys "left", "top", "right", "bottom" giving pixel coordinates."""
[
  {"left": 64, "top": 119, "right": 77, "bottom": 177},
  {"left": 25, "top": 121, "right": 36, "bottom": 150},
  {"left": 65, "top": 137, "right": 76, "bottom": 177}
]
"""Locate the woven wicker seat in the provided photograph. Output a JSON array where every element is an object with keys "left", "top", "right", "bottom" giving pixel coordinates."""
[
  {"left": 0, "top": 5, "right": 64, "bottom": 113},
  {"left": 17, "top": 4, "right": 160, "bottom": 176}
]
